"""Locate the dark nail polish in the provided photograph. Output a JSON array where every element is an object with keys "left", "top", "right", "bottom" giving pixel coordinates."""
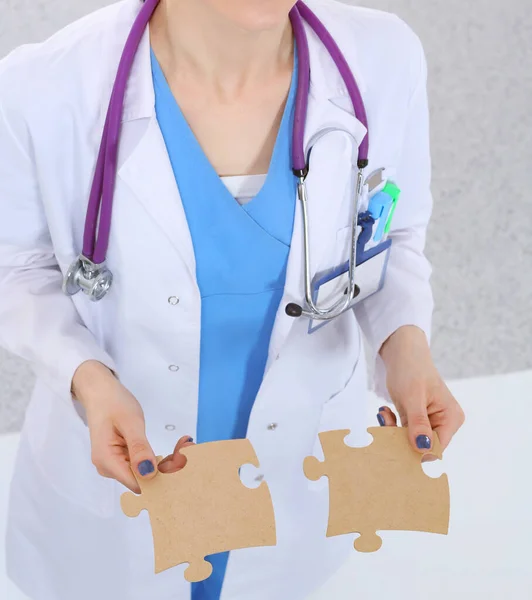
[
  {"left": 187, "top": 437, "right": 194, "bottom": 443},
  {"left": 378, "top": 406, "right": 386, "bottom": 412},
  {"left": 138, "top": 460, "right": 155, "bottom": 476},
  {"left": 377, "top": 413, "right": 386, "bottom": 427},
  {"left": 416, "top": 435, "right": 431, "bottom": 450}
]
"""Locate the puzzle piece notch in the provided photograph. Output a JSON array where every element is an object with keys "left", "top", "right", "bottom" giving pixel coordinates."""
[
  {"left": 303, "top": 429, "right": 351, "bottom": 482},
  {"left": 304, "top": 427, "right": 450, "bottom": 552},
  {"left": 121, "top": 439, "right": 276, "bottom": 581}
]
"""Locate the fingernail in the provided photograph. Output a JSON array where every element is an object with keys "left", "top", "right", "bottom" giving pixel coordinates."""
[
  {"left": 138, "top": 460, "right": 155, "bottom": 476},
  {"left": 416, "top": 435, "right": 431, "bottom": 450},
  {"left": 187, "top": 437, "right": 194, "bottom": 443},
  {"left": 378, "top": 406, "right": 386, "bottom": 412},
  {"left": 377, "top": 413, "right": 386, "bottom": 427}
]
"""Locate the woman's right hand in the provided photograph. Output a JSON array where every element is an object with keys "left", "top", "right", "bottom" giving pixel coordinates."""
[{"left": 72, "top": 360, "right": 194, "bottom": 493}]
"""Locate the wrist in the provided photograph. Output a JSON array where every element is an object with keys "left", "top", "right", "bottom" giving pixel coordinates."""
[
  {"left": 379, "top": 325, "right": 431, "bottom": 368},
  {"left": 71, "top": 360, "right": 118, "bottom": 408}
]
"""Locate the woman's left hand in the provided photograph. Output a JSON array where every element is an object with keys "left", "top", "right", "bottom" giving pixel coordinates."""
[{"left": 377, "top": 326, "right": 465, "bottom": 456}]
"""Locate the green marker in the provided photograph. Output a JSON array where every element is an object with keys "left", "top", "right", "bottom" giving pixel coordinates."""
[{"left": 382, "top": 181, "right": 401, "bottom": 234}]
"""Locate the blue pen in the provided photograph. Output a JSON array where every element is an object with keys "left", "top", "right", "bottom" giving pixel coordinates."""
[{"left": 367, "top": 191, "right": 393, "bottom": 243}]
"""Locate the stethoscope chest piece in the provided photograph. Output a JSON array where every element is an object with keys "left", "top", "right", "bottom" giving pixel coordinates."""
[{"left": 63, "top": 255, "right": 113, "bottom": 302}]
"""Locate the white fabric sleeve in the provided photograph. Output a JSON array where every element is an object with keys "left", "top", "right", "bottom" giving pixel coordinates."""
[
  {"left": 0, "top": 99, "right": 117, "bottom": 404},
  {"left": 354, "top": 34, "right": 434, "bottom": 401}
]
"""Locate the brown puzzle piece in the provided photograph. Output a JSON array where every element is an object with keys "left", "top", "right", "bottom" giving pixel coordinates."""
[
  {"left": 121, "top": 439, "right": 276, "bottom": 581},
  {"left": 304, "top": 427, "right": 450, "bottom": 552}
]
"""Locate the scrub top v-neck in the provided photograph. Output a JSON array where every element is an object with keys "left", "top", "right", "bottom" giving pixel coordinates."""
[{"left": 151, "top": 50, "right": 298, "bottom": 600}]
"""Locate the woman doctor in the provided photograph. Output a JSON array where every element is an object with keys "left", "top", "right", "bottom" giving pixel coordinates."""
[{"left": 0, "top": 0, "right": 465, "bottom": 599}]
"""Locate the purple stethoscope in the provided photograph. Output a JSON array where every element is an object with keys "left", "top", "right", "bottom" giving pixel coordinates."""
[{"left": 63, "top": 0, "right": 369, "bottom": 323}]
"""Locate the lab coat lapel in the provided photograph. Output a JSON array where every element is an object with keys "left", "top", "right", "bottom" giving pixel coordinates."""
[
  {"left": 113, "top": 13, "right": 197, "bottom": 281},
  {"left": 117, "top": 118, "right": 197, "bottom": 280},
  {"left": 265, "top": 20, "right": 368, "bottom": 370}
]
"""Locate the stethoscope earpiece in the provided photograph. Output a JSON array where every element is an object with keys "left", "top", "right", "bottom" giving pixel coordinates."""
[{"left": 285, "top": 303, "right": 304, "bottom": 318}]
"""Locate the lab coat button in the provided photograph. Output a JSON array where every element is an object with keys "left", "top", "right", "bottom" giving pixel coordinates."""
[
  {"left": 168, "top": 365, "right": 180, "bottom": 372},
  {"left": 165, "top": 424, "right": 176, "bottom": 431},
  {"left": 254, "top": 474, "right": 264, "bottom": 482},
  {"left": 168, "top": 296, "right": 180, "bottom": 305},
  {"left": 267, "top": 423, "right": 278, "bottom": 431}
]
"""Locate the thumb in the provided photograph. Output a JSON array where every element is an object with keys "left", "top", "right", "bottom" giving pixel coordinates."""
[
  {"left": 122, "top": 417, "right": 158, "bottom": 481},
  {"left": 403, "top": 401, "right": 433, "bottom": 455}
]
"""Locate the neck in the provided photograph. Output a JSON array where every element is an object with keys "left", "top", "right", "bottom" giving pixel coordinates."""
[{"left": 150, "top": 0, "right": 294, "bottom": 91}]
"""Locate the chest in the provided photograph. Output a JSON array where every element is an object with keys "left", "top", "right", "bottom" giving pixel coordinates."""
[{"left": 162, "top": 69, "right": 294, "bottom": 176}]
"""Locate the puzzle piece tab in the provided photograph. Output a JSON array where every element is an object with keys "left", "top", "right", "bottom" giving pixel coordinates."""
[
  {"left": 121, "top": 439, "right": 276, "bottom": 581},
  {"left": 304, "top": 427, "right": 450, "bottom": 552}
]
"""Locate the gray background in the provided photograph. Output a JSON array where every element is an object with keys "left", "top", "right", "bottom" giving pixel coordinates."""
[{"left": 1, "top": 0, "right": 531, "bottom": 433}]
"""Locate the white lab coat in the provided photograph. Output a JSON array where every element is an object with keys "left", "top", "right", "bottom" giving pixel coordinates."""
[{"left": 0, "top": 0, "right": 433, "bottom": 598}]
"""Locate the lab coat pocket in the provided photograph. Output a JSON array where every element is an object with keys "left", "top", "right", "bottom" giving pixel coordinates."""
[
  {"left": 26, "top": 383, "right": 117, "bottom": 518},
  {"left": 335, "top": 226, "right": 391, "bottom": 304}
]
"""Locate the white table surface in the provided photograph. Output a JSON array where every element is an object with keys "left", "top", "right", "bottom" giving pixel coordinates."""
[{"left": 2, "top": 371, "right": 531, "bottom": 599}]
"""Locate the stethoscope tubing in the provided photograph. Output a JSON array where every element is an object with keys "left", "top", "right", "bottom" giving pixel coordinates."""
[
  {"left": 83, "top": 0, "right": 160, "bottom": 264},
  {"left": 292, "top": 2, "right": 369, "bottom": 173},
  {"left": 82, "top": 0, "right": 369, "bottom": 265},
  {"left": 73, "top": 0, "right": 371, "bottom": 317}
]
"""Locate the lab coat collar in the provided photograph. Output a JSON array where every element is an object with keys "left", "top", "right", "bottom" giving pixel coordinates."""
[
  {"left": 304, "top": 2, "right": 367, "bottom": 100},
  {"left": 119, "top": 0, "right": 155, "bottom": 123},
  {"left": 118, "top": 0, "right": 368, "bottom": 124}
]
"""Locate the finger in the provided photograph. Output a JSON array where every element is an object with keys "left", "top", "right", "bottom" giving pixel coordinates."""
[
  {"left": 107, "top": 458, "right": 141, "bottom": 493},
  {"left": 159, "top": 436, "right": 194, "bottom": 474},
  {"left": 121, "top": 417, "right": 158, "bottom": 481},
  {"left": 159, "top": 435, "right": 194, "bottom": 466},
  {"left": 377, "top": 405, "right": 398, "bottom": 427},
  {"left": 432, "top": 396, "right": 466, "bottom": 452},
  {"left": 89, "top": 423, "right": 141, "bottom": 492},
  {"left": 402, "top": 399, "right": 434, "bottom": 454},
  {"left": 172, "top": 435, "right": 195, "bottom": 455},
  {"left": 421, "top": 453, "right": 438, "bottom": 464}
]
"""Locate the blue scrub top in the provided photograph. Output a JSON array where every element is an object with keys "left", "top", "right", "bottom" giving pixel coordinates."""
[{"left": 151, "top": 51, "right": 298, "bottom": 599}]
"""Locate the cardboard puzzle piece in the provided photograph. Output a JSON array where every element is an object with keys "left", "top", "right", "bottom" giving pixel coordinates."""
[
  {"left": 121, "top": 439, "right": 276, "bottom": 581},
  {"left": 304, "top": 427, "right": 450, "bottom": 552}
]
